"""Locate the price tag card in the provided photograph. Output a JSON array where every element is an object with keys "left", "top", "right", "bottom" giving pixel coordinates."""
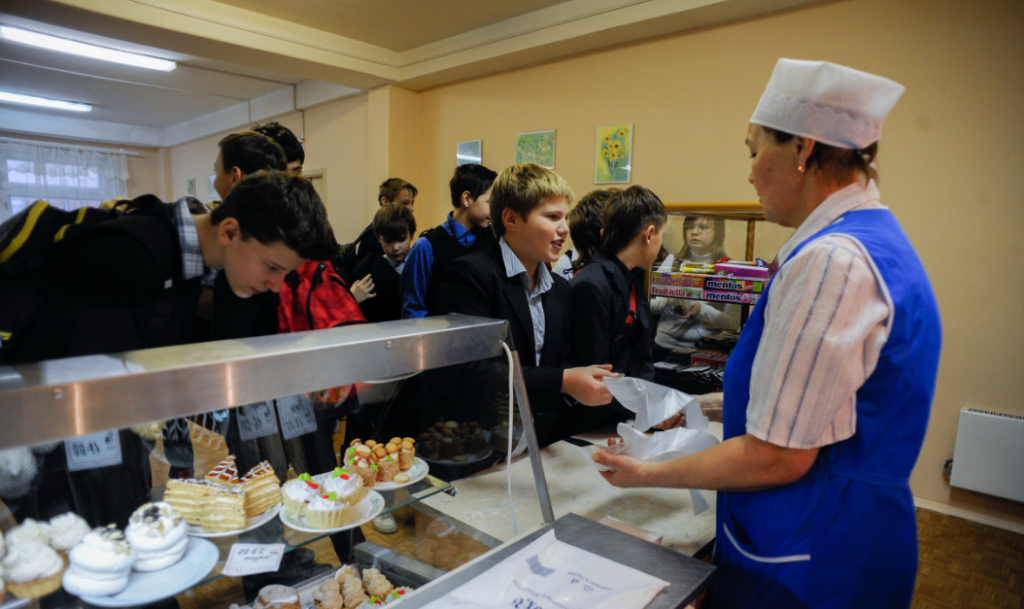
[
  {"left": 238, "top": 401, "right": 279, "bottom": 442},
  {"left": 222, "top": 543, "right": 286, "bottom": 576},
  {"left": 277, "top": 395, "right": 318, "bottom": 440},
  {"left": 65, "top": 430, "right": 122, "bottom": 472}
]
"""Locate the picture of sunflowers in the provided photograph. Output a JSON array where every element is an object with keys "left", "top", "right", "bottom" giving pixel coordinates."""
[
  {"left": 515, "top": 129, "right": 555, "bottom": 169},
  {"left": 595, "top": 124, "right": 633, "bottom": 184}
]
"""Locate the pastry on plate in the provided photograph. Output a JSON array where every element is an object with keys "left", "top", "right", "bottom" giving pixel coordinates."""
[
  {"left": 3, "top": 539, "right": 66, "bottom": 599},
  {"left": 347, "top": 453, "right": 378, "bottom": 488},
  {"left": 44, "top": 512, "right": 90, "bottom": 559},
  {"left": 376, "top": 446, "right": 400, "bottom": 483},
  {"left": 305, "top": 492, "right": 349, "bottom": 529},
  {"left": 313, "top": 577, "right": 344, "bottom": 609},
  {"left": 240, "top": 461, "right": 283, "bottom": 518},
  {"left": 201, "top": 485, "right": 246, "bottom": 533},
  {"left": 205, "top": 455, "right": 239, "bottom": 487},
  {"left": 324, "top": 467, "right": 366, "bottom": 504},
  {"left": 398, "top": 440, "right": 415, "bottom": 471},
  {"left": 7, "top": 517, "right": 49, "bottom": 547},
  {"left": 385, "top": 587, "right": 414, "bottom": 604},
  {"left": 126, "top": 502, "right": 188, "bottom": 572},
  {"left": 253, "top": 584, "right": 301, "bottom": 609},
  {"left": 62, "top": 525, "right": 135, "bottom": 597},
  {"left": 335, "top": 564, "right": 359, "bottom": 583},
  {"left": 392, "top": 473, "right": 411, "bottom": 484},
  {"left": 164, "top": 478, "right": 216, "bottom": 526},
  {"left": 363, "top": 569, "right": 393, "bottom": 598},
  {"left": 282, "top": 473, "right": 321, "bottom": 517}
]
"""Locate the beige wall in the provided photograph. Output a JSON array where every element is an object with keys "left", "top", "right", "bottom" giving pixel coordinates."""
[
  {"left": 403, "top": 0, "right": 1024, "bottom": 524},
  {"left": 0, "top": 131, "right": 160, "bottom": 200}
]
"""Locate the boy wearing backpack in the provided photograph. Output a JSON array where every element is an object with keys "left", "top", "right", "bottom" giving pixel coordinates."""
[{"left": 353, "top": 204, "right": 417, "bottom": 323}]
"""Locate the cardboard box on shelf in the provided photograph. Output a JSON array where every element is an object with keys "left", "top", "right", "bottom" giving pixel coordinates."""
[
  {"left": 651, "top": 285, "right": 703, "bottom": 299},
  {"left": 714, "top": 262, "right": 769, "bottom": 280},
  {"left": 703, "top": 277, "right": 764, "bottom": 293},
  {"left": 650, "top": 272, "right": 705, "bottom": 288},
  {"left": 701, "top": 289, "right": 760, "bottom": 305}
]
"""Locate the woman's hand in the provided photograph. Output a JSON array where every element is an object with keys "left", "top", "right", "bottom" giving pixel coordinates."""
[
  {"left": 562, "top": 365, "right": 616, "bottom": 405},
  {"left": 592, "top": 449, "right": 656, "bottom": 488},
  {"left": 351, "top": 274, "right": 376, "bottom": 303},
  {"left": 676, "top": 301, "right": 702, "bottom": 318}
]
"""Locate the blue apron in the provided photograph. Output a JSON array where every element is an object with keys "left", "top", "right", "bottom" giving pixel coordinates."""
[{"left": 708, "top": 209, "right": 941, "bottom": 609}]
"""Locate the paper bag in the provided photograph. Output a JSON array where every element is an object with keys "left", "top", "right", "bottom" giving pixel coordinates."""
[
  {"left": 604, "top": 376, "right": 705, "bottom": 431},
  {"left": 419, "top": 530, "right": 668, "bottom": 609}
]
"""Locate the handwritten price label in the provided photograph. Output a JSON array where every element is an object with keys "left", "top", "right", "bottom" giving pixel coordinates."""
[
  {"left": 277, "top": 395, "right": 317, "bottom": 440},
  {"left": 65, "top": 430, "right": 122, "bottom": 472},
  {"left": 222, "top": 543, "right": 285, "bottom": 576},
  {"left": 238, "top": 402, "right": 279, "bottom": 442}
]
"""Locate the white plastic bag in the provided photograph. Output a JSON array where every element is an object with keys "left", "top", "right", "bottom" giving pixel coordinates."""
[
  {"left": 604, "top": 376, "right": 705, "bottom": 431},
  {"left": 420, "top": 530, "right": 668, "bottom": 609}
]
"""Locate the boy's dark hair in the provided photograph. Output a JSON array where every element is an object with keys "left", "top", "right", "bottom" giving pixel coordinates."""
[
  {"left": 372, "top": 204, "right": 417, "bottom": 243},
  {"left": 600, "top": 185, "right": 668, "bottom": 257},
  {"left": 219, "top": 131, "right": 287, "bottom": 176},
  {"left": 211, "top": 170, "right": 339, "bottom": 261},
  {"left": 449, "top": 163, "right": 497, "bottom": 208},
  {"left": 490, "top": 164, "right": 575, "bottom": 237},
  {"left": 570, "top": 188, "right": 619, "bottom": 269},
  {"left": 378, "top": 178, "right": 418, "bottom": 204},
  {"left": 251, "top": 121, "right": 305, "bottom": 165}
]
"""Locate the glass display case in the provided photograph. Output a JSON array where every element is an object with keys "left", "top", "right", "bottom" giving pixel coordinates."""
[{"left": 1, "top": 315, "right": 713, "bottom": 609}]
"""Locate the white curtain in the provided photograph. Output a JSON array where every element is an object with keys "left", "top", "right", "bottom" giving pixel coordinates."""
[{"left": 0, "top": 140, "right": 129, "bottom": 222}]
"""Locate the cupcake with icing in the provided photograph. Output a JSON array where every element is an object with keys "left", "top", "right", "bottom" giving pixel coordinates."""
[
  {"left": 282, "top": 473, "right": 321, "bottom": 517},
  {"left": 45, "top": 512, "right": 90, "bottom": 558},
  {"left": 2, "top": 540, "right": 66, "bottom": 599},
  {"left": 304, "top": 491, "right": 349, "bottom": 529},
  {"left": 126, "top": 502, "right": 188, "bottom": 572},
  {"left": 323, "top": 467, "right": 366, "bottom": 505},
  {"left": 7, "top": 518, "right": 49, "bottom": 547},
  {"left": 63, "top": 525, "right": 136, "bottom": 597}
]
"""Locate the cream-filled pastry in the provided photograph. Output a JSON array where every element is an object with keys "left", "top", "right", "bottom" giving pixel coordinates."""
[
  {"left": 126, "top": 502, "right": 188, "bottom": 572},
  {"left": 3, "top": 540, "right": 66, "bottom": 599},
  {"left": 45, "top": 512, "right": 90, "bottom": 555},
  {"left": 7, "top": 518, "right": 49, "bottom": 547}
]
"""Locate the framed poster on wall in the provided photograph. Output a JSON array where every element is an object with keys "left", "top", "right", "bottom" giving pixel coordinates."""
[
  {"left": 457, "top": 140, "right": 482, "bottom": 166},
  {"left": 515, "top": 129, "right": 555, "bottom": 169},
  {"left": 595, "top": 124, "right": 633, "bottom": 184}
]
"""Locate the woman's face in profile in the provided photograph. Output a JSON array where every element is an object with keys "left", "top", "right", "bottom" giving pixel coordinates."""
[
  {"left": 746, "top": 123, "right": 802, "bottom": 227},
  {"left": 685, "top": 219, "right": 715, "bottom": 255}
]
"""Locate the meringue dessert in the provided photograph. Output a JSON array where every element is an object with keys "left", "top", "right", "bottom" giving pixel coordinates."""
[
  {"left": 125, "top": 502, "right": 188, "bottom": 572},
  {"left": 63, "top": 525, "right": 136, "bottom": 597}
]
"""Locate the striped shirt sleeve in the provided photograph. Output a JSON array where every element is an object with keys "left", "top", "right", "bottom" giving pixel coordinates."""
[{"left": 746, "top": 235, "right": 891, "bottom": 449}]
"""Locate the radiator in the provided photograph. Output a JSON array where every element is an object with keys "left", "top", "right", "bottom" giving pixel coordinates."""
[{"left": 949, "top": 408, "right": 1024, "bottom": 503}]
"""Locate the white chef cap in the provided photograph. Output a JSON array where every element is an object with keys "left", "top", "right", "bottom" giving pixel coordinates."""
[{"left": 750, "top": 59, "right": 905, "bottom": 150}]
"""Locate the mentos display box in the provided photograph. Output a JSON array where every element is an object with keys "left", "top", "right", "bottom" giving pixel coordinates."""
[
  {"left": 703, "top": 277, "right": 765, "bottom": 293},
  {"left": 701, "top": 289, "right": 760, "bottom": 305},
  {"left": 650, "top": 285, "right": 703, "bottom": 299},
  {"left": 650, "top": 272, "right": 705, "bottom": 288}
]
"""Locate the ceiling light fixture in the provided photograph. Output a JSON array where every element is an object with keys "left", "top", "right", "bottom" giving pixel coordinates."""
[
  {"left": 0, "top": 26, "right": 176, "bottom": 72},
  {"left": 0, "top": 91, "right": 92, "bottom": 112}
]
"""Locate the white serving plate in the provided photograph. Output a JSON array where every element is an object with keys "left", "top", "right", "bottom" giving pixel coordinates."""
[
  {"left": 186, "top": 502, "right": 282, "bottom": 538},
  {"left": 279, "top": 490, "right": 385, "bottom": 534},
  {"left": 77, "top": 537, "right": 218, "bottom": 607}
]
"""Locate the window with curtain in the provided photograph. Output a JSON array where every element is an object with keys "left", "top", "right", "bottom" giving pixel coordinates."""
[{"left": 0, "top": 139, "right": 130, "bottom": 222}]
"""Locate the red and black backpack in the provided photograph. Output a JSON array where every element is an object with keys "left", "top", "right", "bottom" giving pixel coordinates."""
[{"left": 277, "top": 259, "right": 365, "bottom": 333}]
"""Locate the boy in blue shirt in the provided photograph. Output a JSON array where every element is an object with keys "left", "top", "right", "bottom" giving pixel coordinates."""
[{"left": 400, "top": 164, "right": 496, "bottom": 318}]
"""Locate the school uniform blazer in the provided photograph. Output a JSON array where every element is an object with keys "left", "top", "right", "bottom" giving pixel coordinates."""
[
  {"left": 569, "top": 253, "right": 655, "bottom": 381},
  {"left": 436, "top": 241, "right": 572, "bottom": 446}
]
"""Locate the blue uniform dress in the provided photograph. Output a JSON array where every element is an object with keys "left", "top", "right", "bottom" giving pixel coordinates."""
[{"left": 709, "top": 209, "right": 941, "bottom": 609}]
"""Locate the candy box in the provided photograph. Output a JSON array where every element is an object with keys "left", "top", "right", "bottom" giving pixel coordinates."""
[
  {"left": 701, "top": 289, "right": 760, "bottom": 305},
  {"left": 650, "top": 272, "right": 705, "bottom": 288},
  {"left": 651, "top": 285, "right": 702, "bottom": 299},
  {"left": 703, "top": 277, "right": 764, "bottom": 293},
  {"left": 679, "top": 263, "right": 716, "bottom": 274},
  {"left": 714, "top": 262, "right": 769, "bottom": 280}
]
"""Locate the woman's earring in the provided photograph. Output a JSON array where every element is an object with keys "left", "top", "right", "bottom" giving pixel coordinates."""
[{"left": 797, "top": 165, "right": 806, "bottom": 173}]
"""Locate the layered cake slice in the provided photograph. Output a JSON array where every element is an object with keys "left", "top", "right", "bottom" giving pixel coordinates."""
[
  {"left": 205, "top": 455, "right": 239, "bottom": 487},
  {"left": 163, "top": 479, "right": 215, "bottom": 526},
  {"left": 239, "top": 461, "right": 283, "bottom": 518},
  {"left": 200, "top": 485, "right": 246, "bottom": 532}
]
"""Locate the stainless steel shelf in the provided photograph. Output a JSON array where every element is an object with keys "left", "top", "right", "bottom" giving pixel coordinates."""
[{"left": 0, "top": 315, "right": 510, "bottom": 450}]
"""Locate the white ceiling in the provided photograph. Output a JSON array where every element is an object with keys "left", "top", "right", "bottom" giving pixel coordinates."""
[{"left": 0, "top": 0, "right": 824, "bottom": 148}]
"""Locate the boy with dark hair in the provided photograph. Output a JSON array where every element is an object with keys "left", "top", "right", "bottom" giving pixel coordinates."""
[
  {"left": 553, "top": 188, "right": 619, "bottom": 279},
  {"left": 400, "top": 163, "right": 496, "bottom": 318},
  {"left": 252, "top": 121, "right": 304, "bottom": 172},
  {"left": 213, "top": 132, "right": 287, "bottom": 199},
  {"left": 340, "top": 177, "right": 418, "bottom": 283},
  {"left": 435, "top": 164, "right": 615, "bottom": 446},
  {"left": 353, "top": 204, "right": 417, "bottom": 322},
  {"left": 561, "top": 185, "right": 667, "bottom": 437}
]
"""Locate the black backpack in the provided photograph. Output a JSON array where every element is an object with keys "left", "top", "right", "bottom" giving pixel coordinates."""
[{"left": 0, "top": 196, "right": 173, "bottom": 362}]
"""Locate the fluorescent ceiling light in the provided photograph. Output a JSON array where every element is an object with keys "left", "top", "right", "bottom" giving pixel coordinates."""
[
  {"left": 0, "top": 91, "right": 91, "bottom": 112},
  {"left": 0, "top": 26, "right": 176, "bottom": 72}
]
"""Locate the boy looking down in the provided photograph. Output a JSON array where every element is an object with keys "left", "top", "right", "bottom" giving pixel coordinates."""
[
  {"left": 401, "top": 163, "right": 496, "bottom": 318},
  {"left": 436, "top": 164, "right": 614, "bottom": 446},
  {"left": 354, "top": 204, "right": 417, "bottom": 323},
  {"left": 341, "top": 178, "right": 417, "bottom": 282}
]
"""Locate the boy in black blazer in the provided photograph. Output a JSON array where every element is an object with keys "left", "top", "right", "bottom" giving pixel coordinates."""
[
  {"left": 561, "top": 186, "right": 667, "bottom": 438},
  {"left": 354, "top": 203, "right": 416, "bottom": 322},
  {"left": 436, "top": 163, "right": 615, "bottom": 446}
]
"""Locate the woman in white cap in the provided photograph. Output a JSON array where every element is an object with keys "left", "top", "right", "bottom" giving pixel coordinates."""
[{"left": 594, "top": 59, "right": 941, "bottom": 608}]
